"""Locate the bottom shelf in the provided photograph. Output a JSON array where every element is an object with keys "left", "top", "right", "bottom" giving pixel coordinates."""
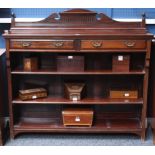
[{"left": 14, "top": 118, "right": 142, "bottom": 134}]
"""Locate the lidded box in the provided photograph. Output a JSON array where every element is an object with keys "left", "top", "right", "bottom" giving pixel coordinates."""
[
  {"left": 57, "top": 55, "right": 84, "bottom": 72},
  {"left": 110, "top": 90, "right": 138, "bottom": 99},
  {"left": 64, "top": 83, "right": 85, "bottom": 101},
  {"left": 23, "top": 57, "right": 38, "bottom": 71},
  {"left": 19, "top": 88, "right": 47, "bottom": 101},
  {"left": 62, "top": 108, "right": 93, "bottom": 127},
  {"left": 112, "top": 55, "right": 130, "bottom": 72}
]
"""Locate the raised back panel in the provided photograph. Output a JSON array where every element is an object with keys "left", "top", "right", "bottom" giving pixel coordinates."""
[{"left": 12, "top": 9, "right": 144, "bottom": 28}]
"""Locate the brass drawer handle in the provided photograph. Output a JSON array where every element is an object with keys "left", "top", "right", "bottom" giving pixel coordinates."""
[
  {"left": 22, "top": 42, "right": 31, "bottom": 47},
  {"left": 75, "top": 116, "right": 80, "bottom": 122},
  {"left": 91, "top": 40, "right": 102, "bottom": 48},
  {"left": 124, "top": 41, "right": 136, "bottom": 47},
  {"left": 53, "top": 41, "right": 64, "bottom": 47}
]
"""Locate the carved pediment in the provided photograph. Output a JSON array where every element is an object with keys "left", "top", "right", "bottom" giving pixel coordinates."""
[{"left": 40, "top": 9, "right": 98, "bottom": 24}]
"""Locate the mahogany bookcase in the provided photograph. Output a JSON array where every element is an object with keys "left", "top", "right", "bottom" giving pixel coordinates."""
[{"left": 3, "top": 9, "right": 153, "bottom": 140}]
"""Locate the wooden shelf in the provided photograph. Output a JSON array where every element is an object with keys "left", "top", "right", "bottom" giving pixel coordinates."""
[
  {"left": 12, "top": 97, "right": 143, "bottom": 105},
  {"left": 11, "top": 69, "right": 145, "bottom": 75},
  {"left": 9, "top": 49, "right": 147, "bottom": 53},
  {"left": 13, "top": 118, "right": 142, "bottom": 134}
]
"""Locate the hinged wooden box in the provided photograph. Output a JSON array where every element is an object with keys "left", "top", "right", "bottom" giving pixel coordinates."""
[
  {"left": 23, "top": 57, "right": 38, "bottom": 71},
  {"left": 64, "top": 83, "right": 85, "bottom": 101},
  {"left": 62, "top": 108, "right": 93, "bottom": 127},
  {"left": 57, "top": 55, "right": 84, "bottom": 72},
  {"left": 19, "top": 88, "right": 47, "bottom": 101},
  {"left": 110, "top": 90, "right": 138, "bottom": 99},
  {"left": 112, "top": 55, "right": 130, "bottom": 72}
]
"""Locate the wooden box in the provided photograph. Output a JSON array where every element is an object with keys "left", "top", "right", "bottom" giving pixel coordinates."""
[
  {"left": 110, "top": 90, "right": 138, "bottom": 99},
  {"left": 23, "top": 57, "right": 38, "bottom": 71},
  {"left": 64, "top": 83, "right": 85, "bottom": 101},
  {"left": 57, "top": 55, "right": 84, "bottom": 72},
  {"left": 112, "top": 55, "right": 130, "bottom": 72},
  {"left": 62, "top": 108, "right": 93, "bottom": 127},
  {"left": 19, "top": 88, "right": 47, "bottom": 101}
]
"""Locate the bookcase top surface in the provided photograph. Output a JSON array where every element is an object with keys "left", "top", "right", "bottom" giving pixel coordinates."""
[{"left": 3, "top": 9, "right": 153, "bottom": 38}]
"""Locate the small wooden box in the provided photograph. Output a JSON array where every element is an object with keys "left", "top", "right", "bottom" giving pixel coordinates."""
[
  {"left": 19, "top": 88, "right": 47, "bottom": 101},
  {"left": 110, "top": 90, "right": 138, "bottom": 99},
  {"left": 64, "top": 83, "right": 85, "bottom": 101},
  {"left": 62, "top": 108, "right": 93, "bottom": 127},
  {"left": 57, "top": 55, "right": 84, "bottom": 72},
  {"left": 112, "top": 55, "right": 130, "bottom": 72},
  {"left": 23, "top": 57, "right": 38, "bottom": 71}
]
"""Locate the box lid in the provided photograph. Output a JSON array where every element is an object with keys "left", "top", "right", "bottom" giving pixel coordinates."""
[
  {"left": 19, "top": 88, "right": 46, "bottom": 95},
  {"left": 62, "top": 108, "right": 93, "bottom": 115},
  {"left": 65, "top": 83, "right": 85, "bottom": 93}
]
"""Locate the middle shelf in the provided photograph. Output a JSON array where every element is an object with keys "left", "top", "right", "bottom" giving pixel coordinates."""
[
  {"left": 11, "top": 73, "right": 144, "bottom": 104},
  {"left": 11, "top": 69, "right": 145, "bottom": 75},
  {"left": 12, "top": 97, "right": 143, "bottom": 104}
]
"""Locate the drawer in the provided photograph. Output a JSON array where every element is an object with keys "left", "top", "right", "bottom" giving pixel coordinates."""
[
  {"left": 62, "top": 108, "right": 93, "bottom": 127},
  {"left": 81, "top": 40, "right": 146, "bottom": 49},
  {"left": 10, "top": 40, "right": 74, "bottom": 49},
  {"left": 110, "top": 90, "right": 138, "bottom": 99}
]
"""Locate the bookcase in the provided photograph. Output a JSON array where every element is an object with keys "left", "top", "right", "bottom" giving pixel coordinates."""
[{"left": 3, "top": 9, "right": 153, "bottom": 140}]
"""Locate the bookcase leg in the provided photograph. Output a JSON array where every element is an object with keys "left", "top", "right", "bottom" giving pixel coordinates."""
[
  {"left": 0, "top": 135, "right": 3, "bottom": 146},
  {"left": 141, "top": 130, "right": 146, "bottom": 142},
  {"left": 10, "top": 135, "right": 15, "bottom": 140},
  {"left": 153, "top": 129, "right": 155, "bottom": 145},
  {"left": 10, "top": 130, "right": 15, "bottom": 140}
]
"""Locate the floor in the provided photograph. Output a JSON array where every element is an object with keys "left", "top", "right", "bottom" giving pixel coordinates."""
[{"left": 5, "top": 126, "right": 154, "bottom": 146}]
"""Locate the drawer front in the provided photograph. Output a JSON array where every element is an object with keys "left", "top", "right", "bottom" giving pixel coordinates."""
[
  {"left": 81, "top": 40, "right": 146, "bottom": 49},
  {"left": 63, "top": 114, "right": 93, "bottom": 126},
  {"left": 10, "top": 40, "right": 74, "bottom": 49},
  {"left": 110, "top": 90, "right": 138, "bottom": 99}
]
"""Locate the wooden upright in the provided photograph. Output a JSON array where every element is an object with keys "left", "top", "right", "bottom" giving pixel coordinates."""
[
  {"left": 150, "top": 38, "right": 155, "bottom": 144},
  {"left": 0, "top": 49, "right": 5, "bottom": 145}
]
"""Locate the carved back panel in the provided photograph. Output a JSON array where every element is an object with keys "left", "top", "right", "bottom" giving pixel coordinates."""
[{"left": 11, "top": 9, "right": 145, "bottom": 28}]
